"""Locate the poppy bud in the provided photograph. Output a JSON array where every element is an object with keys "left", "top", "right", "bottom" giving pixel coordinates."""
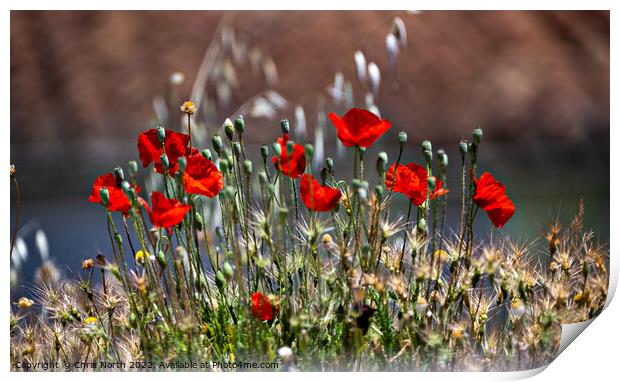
[
  {"left": 358, "top": 146, "right": 366, "bottom": 157},
  {"left": 258, "top": 171, "right": 268, "bottom": 185},
  {"left": 423, "top": 149, "right": 433, "bottom": 163},
  {"left": 234, "top": 115, "right": 245, "bottom": 135},
  {"left": 326, "top": 158, "right": 334, "bottom": 172},
  {"left": 178, "top": 156, "right": 187, "bottom": 173},
  {"left": 473, "top": 127, "right": 483, "bottom": 146},
  {"left": 156, "top": 251, "right": 167, "bottom": 268},
  {"left": 99, "top": 187, "right": 110, "bottom": 207},
  {"left": 121, "top": 181, "right": 132, "bottom": 198},
  {"left": 128, "top": 161, "right": 138, "bottom": 178},
  {"left": 428, "top": 176, "right": 436, "bottom": 190},
  {"left": 399, "top": 131, "right": 408, "bottom": 146},
  {"left": 243, "top": 160, "right": 253, "bottom": 175},
  {"left": 286, "top": 140, "right": 295, "bottom": 156},
  {"left": 114, "top": 166, "right": 124, "bottom": 183},
  {"left": 418, "top": 218, "right": 427, "bottom": 232},
  {"left": 157, "top": 125, "right": 166, "bottom": 143},
  {"left": 375, "top": 185, "right": 384, "bottom": 198},
  {"left": 421, "top": 139, "right": 432, "bottom": 152},
  {"left": 459, "top": 140, "right": 468, "bottom": 158},
  {"left": 201, "top": 149, "right": 212, "bottom": 161},
  {"left": 226, "top": 153, "right": 234, "bottom": 167},
  {"left": 304, "top": 144, "right": 314, "bottom": 163},
  {"left": 320, "top": 167, "right": 328, "bottom": 183},
  {"left": 224, "top": 186, "right": 235, "bottom": 200},
  {"left": 114, "top": 233, "right": 123, "bottom": 246},
  {"left": 223, "top": 262, "right": 234, "bottom": 280},
  {"left": 376, "top": 152, "right": 388, "bottom": 175},
  {"left": 280, "top": 118, "right": 290, "bottom": 134},
  {"left": 272, "top": 142, "right": 282, "bottom": 157},
  {"left": 223, "top": 118, "right": 234, "bottom": 141},
  {"left": 219, "top": 158, "right": 229, "bottom": 173},
  {"left": 212, "top": 135, "right": 223, "bottom": 155},
  {"left": 437, "top": 149, "right": 448, "bottom": 169},
  {"left": 194, "top": 212, "right": 203, "bottom": 231},
  {"left": 260, "top": 145, "right": 269, "bottom": 161},
  {"left": 233, "top": 142, "right": 242, "bottom": 158},
  {"left": 160, "top": 153, "right": 170, "bottom": 172}
]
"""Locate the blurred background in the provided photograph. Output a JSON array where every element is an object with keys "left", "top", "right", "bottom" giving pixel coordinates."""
[{"left": 10, "top": 11, "right": 609, "bottom": 291}]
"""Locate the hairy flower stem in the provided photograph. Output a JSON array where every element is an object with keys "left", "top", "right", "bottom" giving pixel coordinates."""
[
  {"left": 187, "top": 113, "right": 192, "bottom": 150},
  {"left": 384, "top": 145, "right": 404, "bottom": 222},
  {"left": 398, "top": 202, "right": 413, "bottom": 270}
]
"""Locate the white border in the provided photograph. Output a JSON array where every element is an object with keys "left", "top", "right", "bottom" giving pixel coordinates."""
[{"left": 3, "top": 2, "right": 616, "bottom": 382}]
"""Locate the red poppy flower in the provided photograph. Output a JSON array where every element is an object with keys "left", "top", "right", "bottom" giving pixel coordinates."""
[
  {"left": 430, "top": 177, "right": 449, "bottom": 200},
  {"left": 250, "top": 292, "right": 279, "bottom": 321},
  {"left": 183, "top": 153, "right": 224, "bottom": 197},
  {"left": 385, "top": 163, "right": 428, "bottom": 206},
  {"left": 299, "top": 174, "right": 342, "bottom": 212},
  {"left": 473, "top": 172, "right": 515, "bottom": 228},
  {"left": 144, "top": 191, "right": 190, "bottom": 232},
  {"left": 137, "top": 128, "right": 191, "bottom": 174},
  {"left": 271, "top": 133, "right": 306, "bottom": 178},
  {"left": 328, "top": 108, "right": 391, "bottom": 148},
  {"left": 88, "top": 173, "right": 140, "bottom": 216}
]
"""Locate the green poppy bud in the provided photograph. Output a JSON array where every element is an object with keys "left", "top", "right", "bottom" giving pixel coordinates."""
[
  {"left": 233, "top": 142, "right": 242, "bottom": 158},
  {"left": 121, "top": 181, "right": 131, "bottom": 196},
  {"left": 418, "top": 218, "right": 427, "bottom": 232},
  {"left": 201, "top": 149, "right": 212, "bottom": 161},
  {"left": 261, "top": 144, "right": 269, "bottom": 160},
  {"left": 459, "top": 140, "right": 468, "bottom": 157},
  {"left": 128, "top": 160, "right": 138, "bottom": 177},
  {"left": 157, "top": 125, "right": 166, "bottom": 143},
  {"left": 280, "top": 118, "right": 290, "bottom": 134},
  {"left": 304, "top": 144, "right": 314, "bottom": 163},
  {"left": 473, "top": 127, "right": 483, "bottom": 145},
  {"left": 99, "top": 187, "right": 109, "bottom": 207},
  {"left": 376, "top": 152, "right": 388, "bottom": 175},
  {"left": 177, "top": 156, "right": 187, "bottom": 173},
  {"left": 160, "top": 153, "right": 170, "bottom": 172},
  {"left": 398, "top": 131, "right": 408, "bottom": 146},
  {"left": 326, "top": 157, "right": 334, "bottom": 172},
  {"left": 194, "top": 212, "right": 203, "bottom": 231},
  {"left": 114, "top": 166, "right": 124, "bottom": 183},
  {"left": 320, "top": 167, "right": 328, "bottom": 183},
  {"left": 423, "top": 149, "right": 433, "bottom": 163},
  {"left": 114, "top": 233, "right": 123, "bottom": 246},
  {"left": 219, "top": 158, "right": 229, "bottom": 173},
  {"left": 234, "top": 115, "right": 245, "bottom": 135},
  {"left": 223, "top": 118, "right": 234, "bottom": 140},
  {"left": 258, "top": 171, "right": 268, "bottom": 185},
  {"left": 223, "top": 262, "right": 234, "bottom": 280},
  {"left": 243, "top": 160, "right": 253, "bottom": 175},
  {"left": 227, "top": 153, "right": 234, "bottom": 166},
  {"left": 421, "top": 139, "right": 432, "bottom": 152},
  {"left": 212, "top": 135, "right": 223, "bottom": 155},
  {"left": 437, "top": 149, "right": 448, "bottom": 169},
  {"left": 428, "top": 176, "right": 435, "bottom": 190},
  {"left": 156, "top": 251, "right": 167, "bottom": 268},
  {"left": 286, "top": 140, "right": 295, "bottom": 156},
  {"left": 272, "top": 142, "right": 282, "bottom": 157},
  {"left": 357, "top": 146, "right": 366, "bottom": 157},
  {"left": 375, "top": 185, "right": 384, "bottom": 198}
]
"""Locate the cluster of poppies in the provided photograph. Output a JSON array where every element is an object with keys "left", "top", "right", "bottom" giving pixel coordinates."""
[{"left": 89, "top": 106, "right": 516, "bottom": 321}]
